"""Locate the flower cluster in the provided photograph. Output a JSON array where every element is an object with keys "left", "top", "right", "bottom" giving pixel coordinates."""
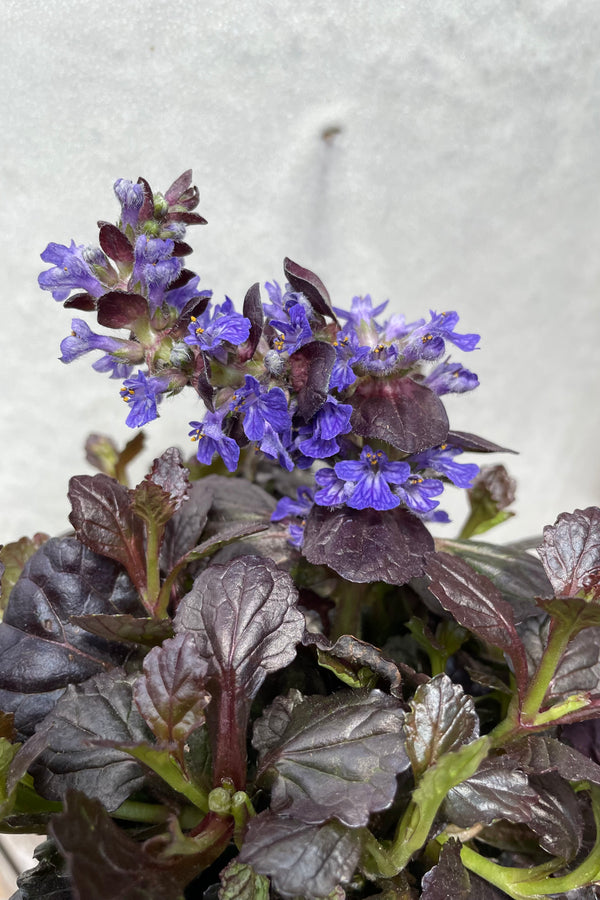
[{"left": 39, "top": 171, "right": 482, "bottom": 545}]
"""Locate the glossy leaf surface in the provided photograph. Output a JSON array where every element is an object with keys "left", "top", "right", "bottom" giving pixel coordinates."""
[{"left": 538, "top": 507, "right": 600, "bottom": 601}]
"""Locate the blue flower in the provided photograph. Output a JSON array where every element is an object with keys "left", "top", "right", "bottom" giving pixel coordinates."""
[
  {"left": 329, "top": 331, "right": 370, "bottom": 392},
  {"left": 38, "top": 240, "right": 106, "bottom": 302},
  {"left": 313, "top": 467, "right": 356, "bottom": 506},
  {"left": 270, "top": 302, "right": 313, "bottom": 354},
  {"left": 263, "top": 281, "right": 307, "bottom": 319},
  {"left": 60, "top": 318, "right": 129, "bottom": 363},
  {"left": 271, "top": 487, "right": 314, "bottom": 549},
  {"left": 360, "top": 342, "right": 400, "bottom": 376},
  {"left": 423, "top": 361, "right": 479, "bottom": 395},
  {"left": 402, "top": 311, "right": 480, "bottom": 363},
  {"left": 165, "top": 274, "right": 212, "bottom": 314},
  {"left": 408, "top": 444, "right": 479, "bottom": 488},
  {"left": 189, "top": 411, "right": 240, "bottom": 472},
  {"left": 184, "top": 298, "right": 251, "bottom": 357},
  {"left": 334, "top": 446, "right": 411, "bottom": 511},
  {"left": 229, "top": 375, "right": 291, "bottom": 441},
  {"left": 258, "top": 424, "right": 295, "bottom": 472},
  {"left": 131, "top": 235, "right": 182, "bottom": 313},
  {"left": 114, "top": 178, "right": 144, "bottom": 230},
  {"left": 119, "top": 370, "right": 170, "bottom": 428},
  {"left": 394, "top": 475, "right": 444, "bottom": 514},
  {"left": 296, "top": 395, "right": 353, "bottom": 459},
  {"left": 382, "top": 313, "right": 426, "bottom": 341},
  {"left": 92, "top": 355, "right": 134, "bottom": 379},
  {"left": 333, "top": 294, "right": 389, "bottom": 327}
]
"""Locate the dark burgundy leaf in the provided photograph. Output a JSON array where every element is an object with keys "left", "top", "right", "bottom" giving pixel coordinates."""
[
  {"left": 14, "top": 839, "right": 72, "bottom": 900},
  {"left": 68, "top": 474, "right": 147, "bottom": 598},
  {"left": 200, "top": 475, "right": 276, "bottom": 534},
  {"left": 446, "top": 431, "right": 516, "bottom": 454},
  {"left": 174, "top": 556, "right": 304, "bottom": 787},
  {"left": 168, "top": 211, "right": 207, "bottom": 225},
  {"left": 527, "top": 773, "right": 584, "bottom": 859},
  {"left": 63, "top": 292, "right": 95, "bottom": 311},
  {"left": 137, "top": 176, "right": 154, "bottom": 220},
  {"left": 349, "top": 377, "right": 449, "bottom": 453},
  {"left": 171, "top": 240, "right": 193, "bottom": 256},
  {"left": 303, "top": 505, "right": 434, "bottom": 585},
  {"left": 538, "top": 508, "right": 600, "bottom": 601},
  {"left": 421, "top": 839, "right": 470, "bottom": 900},
  {"left": 160, "top": 479, "right": 214, "bottom": 572},
  {"left": 240, "top": 282, "right": 263, "bottom": 362},
  {"left": 508, "top": 734, "right": 600, "bottom": 785},
  {"left": 33, "top": 671, "right": 152, "bottom": 810},
  {"left": 435, "top": 538, "right": 552, "bottom": 621},
  {"left": 467, "top": 874, "right": 514, "bottom": 899},
  {"left": 164, "top": 169, "right": 193, "bottom": 204},
  {"left": 96, "top": 291, "right": 148, "bottom": 329},
  {"left": 289, "top": 340, "right": 336, "bottom": 420},
  {"left": 131, "top": 448, "right": 190, "bottom": 529},
  {"left": 0, "top": 538, "right": 141, "bottom": 736},
  {"left": 424, "top": 552, "right": 529, "bottom": 696},
  {"left": 133, "top": 633, "right": 210, "bottom": 746},
  {"left": 520, "top": 618, "right": 600, "bottom": 705},
  {"left": 283, "top": 257, "right": 337, "bottom": 322},
  {"left": 253, "top": 688, "right": 408, "bottom": 827},
  {"left": 70, "top": 614, "right": 173, "bottom": 647},
  {"left": 84, "top": 431, "right": 145, "bottom": 482},
  {"left": 97, "top": 221, "right": 134, "bottom": 264},
  {"left": 239, "top": 812, "right": 361, "bottom": 900},
  {"left": 405, "top": 675, "right": 479, "bottom": 778},
  {"left": 195, "top": 369, "right": 215, "bottom": 411},
  {"left": 218, "top": 860, "right": 269, "bottom": 900},
  {"left": 303, "top": 632, "right": 404, "bottom": 697},
  {"left": 0, "top": 533, "right": 49, "bottom": 608},
  {"left": 50, "top": 790, "right": 201, "bottom": 900}
]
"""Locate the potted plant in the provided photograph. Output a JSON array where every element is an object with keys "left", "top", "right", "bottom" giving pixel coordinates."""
[{"left": 2, "top": 170, "right": 600, "bottom": 899}]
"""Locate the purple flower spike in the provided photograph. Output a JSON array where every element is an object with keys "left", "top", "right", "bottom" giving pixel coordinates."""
[
  {"left": 38, "top": 240, "right": 106, "bottom": 302},
  {"left": 229, "top": 375, "right": 291, "bottom": 442},
  {"left": 114, "top": 178, "right": 145, "bottom": 229},
  {"left": 335, "top": 446, "right": 411, "bottom": 511},
  {"left": 189, "top": 411, "right": 240, "bottom": 472},
  {"left": 60, "top": 318, "right": 126, "bottom": 363},
  {"left": 131, "top": 235, "right": 182, "bottom": 313},
  {"left": 297, "top": 395, "right": 353, "bottom": 459},
  {"left": 402, "top": 311, "right": 480, "bottom": 363},
  {"left": 119, "top": 370, "right": 170, "bottom": 428},
  {"left": 423, "top": 361, "right": 479, "bottom": 395},
  {"left": 408, "top": 443, "right": 479, "bottom": 488},
  {"left": 184, "top": 298, "right": 251, "bottom": 356},
  {"left": 394, "top": 476, "right": 444, "bottom": 514},
  {"left": 270, "top": 302, "right": 313, "bottom": 354}
]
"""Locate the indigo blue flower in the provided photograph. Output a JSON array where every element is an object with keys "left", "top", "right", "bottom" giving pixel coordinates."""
[
  {"left": 329, "top": 332, "right": 370, "bottom": 392},
  {"left": 165, "top": 274, "right": 212, "bottom": 314},
  {"left": 423, "top": 361, "right": 479, "bottom": 395},
  {"left": 184, "top": 298, "right": 251, "bottom": 358},
  {"left": 258, "top": 424, "right": 295, "bottom": 472},
  {"left": 408, "top": 444, "right": 479, "bottom": 488},
  {"left": 313, "top": 467, "right": 356, "bottom": 506},
  {"left": 114, "top": 178, "right": 144, "bottom": 230},
  {"left": 60, "top": 318, "right": 129, "bottom": 363},
  {"left": 394, "top": 476, "right": 444, "bottom": 514},
  {"left": 189, "top": 410, "right": 240, "bottom": 472},
  {"left": 263, "top": 281, "right": 307, "bottom": 320},
  {"left": 119, "top": 370, "right": 170, "bottom": 428},
  {"left": 92, "top": 355, "right": 134, "bottom": 379},
  {"left": 333, "top": 294, "right": 389, "bottom": 327},
  {"left": 334, "top": 446, "right": 411, "bottom": 511},
  {"left": 38, "top": 241, "right": 106, "bottom": 302},
  {"left": 229, "top": 375, "right": 291, "bottom": 442},
  {"left": 131, "top": 235, "right": 182, "bottom": 313},
  {"left": 402, "top": 311, "right": 480, "bottom": 363},
  {"left": 360, "top": 342, "right": 400, "bottom": 376},
  {"left": 272, "top": 487, "right": 314, "bottom": 549},
  {"left": 296, "top": 395, "right": 353, "bottom": 459},
  {"left": 270, "top": 302, "right": 313, "bottom": 354},
  {"left": 382, "top": 313, "right": 426, "bottom": 342}
]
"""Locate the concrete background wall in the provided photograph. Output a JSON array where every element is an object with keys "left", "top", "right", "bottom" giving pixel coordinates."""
[{"left": 1, "top": 0, "right": 600, "bottom": 546}]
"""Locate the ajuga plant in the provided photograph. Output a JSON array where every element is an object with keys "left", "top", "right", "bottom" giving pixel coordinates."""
[{"left": 2, "top": 171, "right": 600, "bottom": 900}]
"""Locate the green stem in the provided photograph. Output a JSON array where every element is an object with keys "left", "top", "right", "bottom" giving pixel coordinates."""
[
  {"left": 331, "top": 582, "right": 365, "bottom": 641},
  {"left": 520, "top": 620, "right": 573, "bottom": 721},
  {"left": 112, "top": 800, "right": 201, "bottom": 830}
]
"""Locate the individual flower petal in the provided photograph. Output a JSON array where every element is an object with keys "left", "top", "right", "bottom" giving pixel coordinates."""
[
  {"left": 402, "top": 311, "right": 479, "bottom": 364},
  {"left": 259, "top": 425, "right": 295, "bottom": 472},
  {"left": 38, "top": 240, "right": 106, "bottom": 301},
  {"left": 329, "top": 331, "right": 370, "bottom": 392},
  {"left": 333, "top": 294, "right": 389, "bottom": 326},
  {"left": 297, "top": 395, "right": 353, "bottom": 458},
  {"left": 184, "top": 298, "right": 250, "bottom": 355},
  {"left": 408, "top": 444, "right": 479, "bottom": 488},
  {"left": 230, "top": 375, "right": 291, "bottom": 442},
  {"left": 334, "top": 446, "right": 411, "bottom": 511},
  {"left": 271, "top": 486, "right": 314, "bottom": 522},
  {"left": 92, "top": 355, "right": 134, "bottom": 379},
  {"left": 423, "top": 361, "right": 479, "bottom": 395},
  {"left": 313, "top": 467, "right": 356, "bottom": 506},
  {"left": 394, "top": 476, "right": 444, "bottom": 514},
  {"left": 59, "top": 318, "right": 127, "bottom": 363},
  {"left": 113, "top": 178, "right": 145, "bottom": 230}
]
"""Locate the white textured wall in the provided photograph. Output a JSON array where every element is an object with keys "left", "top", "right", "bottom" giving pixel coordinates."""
[{"left": 2, "top": 0, "right": 600, "bottom": 545}]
